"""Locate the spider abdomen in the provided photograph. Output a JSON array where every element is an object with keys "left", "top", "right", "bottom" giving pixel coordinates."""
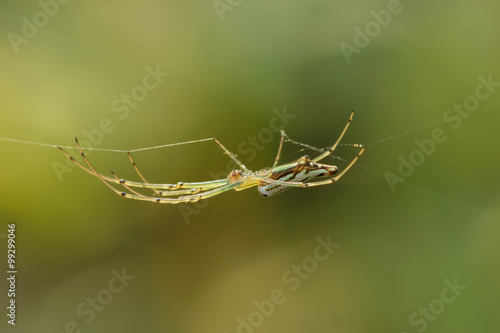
[{"left": 257, "top": 156, "right": 338, "bottom": 197}]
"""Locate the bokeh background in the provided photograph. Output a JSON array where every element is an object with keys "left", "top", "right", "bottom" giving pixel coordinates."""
[{"left": 1, "top": 1, "right": 499, "bottom": 332}]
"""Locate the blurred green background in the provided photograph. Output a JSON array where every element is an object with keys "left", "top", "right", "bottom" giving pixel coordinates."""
[{"left": 1, "top": 0, "right": 499, "bottom": 332}]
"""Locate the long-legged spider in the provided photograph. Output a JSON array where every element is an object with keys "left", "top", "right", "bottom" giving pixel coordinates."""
[{"left": 58, "top": 111, "right": 365, "bottom": 204}]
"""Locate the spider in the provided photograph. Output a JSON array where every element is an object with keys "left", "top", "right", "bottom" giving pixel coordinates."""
[{"left": 58, "top": 111, "right": 365, "bottom": 204}]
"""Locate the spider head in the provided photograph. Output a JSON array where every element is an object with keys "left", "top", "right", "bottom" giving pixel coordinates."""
[{"left": 227, "top": 169, "right": 244, "bottom": 184}]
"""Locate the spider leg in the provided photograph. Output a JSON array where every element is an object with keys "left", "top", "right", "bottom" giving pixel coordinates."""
[
  {"left": 125, "top": 136, "right": 249, "bottom": 171},
  {"left": 304, "top": 144, "right": 365, "bottom": 186},
  {"left": 213, "top": 138, "right": 250, "bottom": 172},
  {"left": 72, "top": 137, "right": 136, "bottom": 198},
  {"left": 58, "top": 145, "right": 118, "bottom": 184},
  {"left": 258, "top": 177, "right": 311, "bottom": 188},
  {"left": 110, "top": 170, "right": 156, "bottom": 199},
  {"left": 281, "top": 135, "right": 326, "bottom": 156},
  {"left": 113, "top": 180, "right": 244, "bottom": 204},
  {"left": 126, "top": 152, "right": 160, "bottom": 195},
  {"left": 124, "top": 152, "right": 218, "bottom": 196},
  {"left": 176, "top": 180, "right": 244, "bottom": 203},
  {"left": 282, "top": 111, "right": 359, "bottom": 163},
  {"left": 59, "top": 141, "right": 229, "bottom": 192},
  {"left": 271, "top": 130, "right": 287, "bottom": 168},
  {"left": 110, "top": 169, "right": 225, "bottom": 198},
  {"left": 313, "top": 110, "right": 355, "bottom": 162},
  {"left": 73, "top": 139, "right": 216, "bottom": 203}
]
